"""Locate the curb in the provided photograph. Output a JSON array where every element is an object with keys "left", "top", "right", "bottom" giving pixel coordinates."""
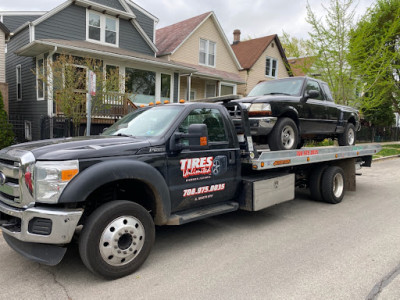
[{"left": 373, "top": 155, "right": 400, "bottom": 161}]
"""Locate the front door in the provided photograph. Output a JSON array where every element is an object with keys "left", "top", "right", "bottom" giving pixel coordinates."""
[{"left": 167, "top": 107, "right": 239, "bottom": 213}]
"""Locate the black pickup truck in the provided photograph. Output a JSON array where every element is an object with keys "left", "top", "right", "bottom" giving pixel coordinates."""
[
  {"left": 235, "top": 77, "right": 361, "bottom": 150},
  {"left": 0, "top": 102, "right": 378, "bottom": 279}
]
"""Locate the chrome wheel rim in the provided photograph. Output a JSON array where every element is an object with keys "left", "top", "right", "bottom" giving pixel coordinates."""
[
  {"left": 347, "top": 128, "right": 355, "bottom": 145},
  {"left": 333, "top": 173, "right": 344, "bottom": 198},
  {"left": 281, "top": 125, "right": 296, "bottom": 149},
  {"left": 99, "top": 216, "right": 145, "bottom": 266}
]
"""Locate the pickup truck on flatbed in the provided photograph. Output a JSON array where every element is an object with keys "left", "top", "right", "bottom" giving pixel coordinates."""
[{"left": 0, "top": 101, "right": 380, "bottom": 279}]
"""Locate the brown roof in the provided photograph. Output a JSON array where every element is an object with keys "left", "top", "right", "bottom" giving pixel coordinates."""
[
  {"left": 231, "top": 34, "right": 291, "bottom": 75},
  {"left": 287, "top": 56, "right": 316, "bottom": 76},
  {"left": 156, "top": 12, "right": 212, "bottom": 56},
  {"left": 174, "top": 61, "right": 244, "bottom": 83}
]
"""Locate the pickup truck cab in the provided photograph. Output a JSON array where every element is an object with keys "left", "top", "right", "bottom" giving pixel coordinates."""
[
  {"left": 0, "top": 102, "right": 378, "bottom": 279},
  {"left": 235, "top": 77, "right": 361, "bottom": 150}
]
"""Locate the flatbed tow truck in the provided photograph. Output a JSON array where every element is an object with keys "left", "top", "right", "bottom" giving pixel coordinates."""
[{"left": 0, "top": 101, "right": 381, "bottom": 279}]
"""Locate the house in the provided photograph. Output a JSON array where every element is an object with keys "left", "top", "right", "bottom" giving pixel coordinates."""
[
  {"left": 0, "top": 11, "right": 47, "bottom": 32},
  {"left": 231, "top": 30, "right": 292, "bottom": 96},
  {"left": 287, "top": 56, "right": 318, "bottom": 77},
  {"left": 5, "top": 0, "right": 195, "bottom": 141},
  {"left": 156, "top": 12, "right": 243, "bottom": 101},
  {"left": 0, "top": 21, "right": 10, "bottom": 114}
]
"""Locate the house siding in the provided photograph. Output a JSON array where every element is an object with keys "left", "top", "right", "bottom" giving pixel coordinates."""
[
  {"left": 35, "top": 5, "right": 86, "bottom": 41},
  {"left": 91, "top": 0, "right": 126, "bottom": 11},
  {"left": 119, "top": 19, "right": 154, "bottom": 55},
  {"left": 2, "top": 15, "right": 42, "bottom": 32},
  {"left": 128, "top": 4, "right": 154, "bottom": 42},
  {"left": 240, "top": 42, "right": 289, "bottom": 96},
  {"left": 172, "top": 18, "right": 238, "bottom": 75},
  {"left": 0, "top": 30, "right": 5, "bottom": 82},
  {"left": 6, "top": 28, "right": 47, "bottom": 140}
]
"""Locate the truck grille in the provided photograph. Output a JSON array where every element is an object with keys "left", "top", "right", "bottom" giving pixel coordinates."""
[
  {"left": 0, "top": 149, "right": 35, "bottom": 208},
  {"left": 0, "top": 158, "right": 21, "bottom": 205}
]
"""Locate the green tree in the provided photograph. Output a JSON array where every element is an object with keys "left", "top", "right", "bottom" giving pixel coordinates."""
[
  {"left": 280, "top": 30, "right": 312, "bottom": 58},
  {"left": 348, "top": 0, "right": 400, "bottom": 126},
  {"left": 39, "top": 54, "right": 124, "bottom": 136},
  {"left": 0, "top": 91, "right": 14, "bottom": 149},
  {"left": 306, "top": 0, "right": 357, "bottom": 105}
]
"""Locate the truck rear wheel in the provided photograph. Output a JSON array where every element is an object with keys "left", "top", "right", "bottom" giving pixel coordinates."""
[
  {"left": 79, "top": 200, "right": 155, "bottom": 279},
  {"left": 309, "top": 166, "right": 328, "bottom": 202},
  {"left": 321, "top": 166, "right": 345, "bottom": 204},
  {"left": 268, "top": 117, "right": 299, "bottom": 151}
]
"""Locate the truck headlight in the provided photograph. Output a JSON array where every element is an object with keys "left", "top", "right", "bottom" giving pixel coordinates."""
[
  {"left": 249, "top": 103, "right": 272, "bottom": 116},
  {"left": 34, "top": 160, "right": 79, "bottom": 203}
]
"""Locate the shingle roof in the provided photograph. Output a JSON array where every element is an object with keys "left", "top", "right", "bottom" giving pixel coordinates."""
[
  {"left": 287, "top": 56, "right": 316, "bottom": 76},
  {"left": 156, "top": 11, "right": 212, "bottom": 56},
  {"left": 173, "top": 61, "right": 244, "bottom": 84},
  {"left": 231, "top": 35, "right": 276, "bottom": 70}
]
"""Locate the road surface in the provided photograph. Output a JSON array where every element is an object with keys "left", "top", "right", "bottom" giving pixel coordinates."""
[{"left": 0, "top": 158, "right": 399, "bottom": 299}]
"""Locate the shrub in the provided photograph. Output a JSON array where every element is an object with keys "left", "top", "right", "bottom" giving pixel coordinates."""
[{"left": 0, "top": 91, "right": 14, "bottom": 149}]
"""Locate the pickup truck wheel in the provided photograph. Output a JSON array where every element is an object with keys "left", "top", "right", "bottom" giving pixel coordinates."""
[
  {"left": 268, "top": 118, "right": 299, "bottom": 151},
  {"left": 309, "top": 166, "right": 328, "bottom": 202},
  {"left": 79, "top": 200, "right": 155, "bottom": 279},
  {"left": 338, "top": 123, "right": 356, "bottom": 146},
  {"left": 321, "top": 166, "right": 345, "bottom": 204}
]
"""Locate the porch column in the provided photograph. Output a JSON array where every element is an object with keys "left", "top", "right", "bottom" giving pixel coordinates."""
[{"left": 186, "top": 74, "right": 192, "bottom": 101}]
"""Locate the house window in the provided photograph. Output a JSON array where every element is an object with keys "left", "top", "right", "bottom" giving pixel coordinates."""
[
  {"left": 125, "top": 68, "right": 155, "bottom": 104},
  {"left": 265, "top": 57, "right": 278, "bottom": 78},
  {"left": 24, "top": 120, "right": 32, "bottom": 141},
  {"left": 205, "top": 82, "right": 216, "bottom": 98},
  {"left": 220, "top": 83, "right": 237, "bottom": 96},
  {"left": 161, "top": 74, "right": 171, "bottom": 101},
  {"left": 37, "top": 57, "right": 45, "bottom": 100},
  {"left": 16, "top": 65, "right": 22, "bottom": 101},
  {"left": 199, "top": 39, "right": 216, "bottom": 67},
  {"left": 190, "top": 90, "right": 197, "bottom": 101},
  {"left": 87, "top": 10, "right": 118, "bottom": 46},
  {"left": 105, "top": 65, "right": 120, "bottom": 92}
]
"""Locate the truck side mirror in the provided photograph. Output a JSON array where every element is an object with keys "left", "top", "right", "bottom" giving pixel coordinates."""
[
  {"left": 301, "top": 90, "right": 319, "bottom": 103},
  {"left": 169, "top": 124, "right": 209, "bottom": 152}
]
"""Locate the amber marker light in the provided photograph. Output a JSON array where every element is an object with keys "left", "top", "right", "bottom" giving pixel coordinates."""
[
  {"left": 253, "top": 165, "right": 258, "bottom": 170},
  {"left": 156, "top": 101, "right": 161, "bottom": 105},
  {"left": 307, "top": 157, "right": 310, "bottom": 162},
  {"left": 261, "top": 162, "right": 265, "bottom": 168},
  {"left": 140, "top": 104, "right": 145, "bottom": 108},
  {"left": 164, "top": 100, "right": 170, "bottom": 104},
  {"left": 357, "top": 151, "right": 360, "bottom": 155},
  {"left": 61, "top": 169, "right": 79, "bottom": 181},
  {"left": 273, "top": 159, "right": 291, "bottom": 166},
  {"left": 179, "top": 99, "right": 186, "bottom": 103},
  {"left": 149, "top": 102, "right": 154, "bottom": 106}
]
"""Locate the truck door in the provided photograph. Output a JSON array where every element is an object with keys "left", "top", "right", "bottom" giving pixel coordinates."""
[{"left": 167, "top": 107, "right": 239, "bottom": 213}]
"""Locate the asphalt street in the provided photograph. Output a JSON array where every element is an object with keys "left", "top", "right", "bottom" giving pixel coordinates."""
[{"left": 0, "top": 158, "right": 400, "bottom": 300}]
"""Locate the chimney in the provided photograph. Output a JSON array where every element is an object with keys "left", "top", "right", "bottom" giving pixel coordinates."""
[{"left": 233, "top": 29, "right": 241, "bottom": 45}]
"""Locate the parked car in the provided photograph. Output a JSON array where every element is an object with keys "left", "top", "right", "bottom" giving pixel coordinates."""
[{"left": 234, "top": 77, "right": 360, "bottom": 150}]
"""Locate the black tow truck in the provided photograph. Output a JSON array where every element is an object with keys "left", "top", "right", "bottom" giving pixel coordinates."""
[{"left": 0, "top": 102, "right": 380, "bottom": 279}]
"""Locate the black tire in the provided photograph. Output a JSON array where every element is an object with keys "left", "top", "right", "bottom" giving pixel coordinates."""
[
  {"left": 309, "top": 166, "right": 328, "bottom": 202},
  {"left": 79, "top": 200, "right": 155, "bottom": 279},
  {"left": 321, "top": 166, "right": 345, "bottom": 204},
  {"left": 338, "top": 123, "right": 356, "bottom": 146},
  {"left": 297, "top": 139, "right": 305, "bottom": 149},
  {"left": 268, "top": 117, "right": 299, "bottom": 151}
]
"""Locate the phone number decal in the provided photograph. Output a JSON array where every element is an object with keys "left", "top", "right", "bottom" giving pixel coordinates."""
[{"left": 183, "top": 184, "right": 225, "bottom": 197}]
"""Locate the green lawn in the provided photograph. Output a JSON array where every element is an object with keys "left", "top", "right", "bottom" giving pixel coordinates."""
[{"left": 373, "top": 144, "right": 400, "bottom": 159}]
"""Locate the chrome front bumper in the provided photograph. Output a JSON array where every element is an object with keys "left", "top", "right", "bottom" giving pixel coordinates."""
[
  {"left": 248, "top": 117, "right": 277, "bottom": 136},
  {"left": 0, "top": 200, "right": 83, "bottom": 244}
]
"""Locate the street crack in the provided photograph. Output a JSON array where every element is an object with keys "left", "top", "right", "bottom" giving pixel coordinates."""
[
  {"left": 39, "top": 264, "right": 72, "bottom": 300},
  {"left": 366, "top": 261, "right": 400, "bottom": 300}
]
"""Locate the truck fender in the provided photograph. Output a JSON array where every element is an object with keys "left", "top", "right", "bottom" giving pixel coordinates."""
[{"left": 58, "top": 160, "right": 171, "bottom": 225}]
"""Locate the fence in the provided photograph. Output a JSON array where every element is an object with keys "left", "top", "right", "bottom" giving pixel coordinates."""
[{"left": 357, "top": 126, "right": 400, "bottom": 143}]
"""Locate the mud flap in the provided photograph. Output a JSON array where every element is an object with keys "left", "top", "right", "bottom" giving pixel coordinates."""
[{"left": 2, "top": 232, "right": 67, "bottom": 266}]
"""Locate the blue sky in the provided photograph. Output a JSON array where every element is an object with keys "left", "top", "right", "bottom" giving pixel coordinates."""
[{"left": 0, "top": 0, "right": 376, "bottom": 41}]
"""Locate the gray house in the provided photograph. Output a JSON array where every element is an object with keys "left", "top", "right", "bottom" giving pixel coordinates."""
[{"left": 6, "top": 0, "right": 194, "bottom": 141}]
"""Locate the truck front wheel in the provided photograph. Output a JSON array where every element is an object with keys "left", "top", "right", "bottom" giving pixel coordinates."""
[
  {"left": 79, "top": 201, "right": 155, "bottom": 279},
  {"left": 268, "top": 117, "right": 299, "bottom": 151}
]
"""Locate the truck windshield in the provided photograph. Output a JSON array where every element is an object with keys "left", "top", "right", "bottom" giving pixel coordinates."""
[
  {"left": 102, "top": 105, "right": 184, "bottom": 137},
  {"left": 248, "top": 78, "right": 304, "bottom": 97}
]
